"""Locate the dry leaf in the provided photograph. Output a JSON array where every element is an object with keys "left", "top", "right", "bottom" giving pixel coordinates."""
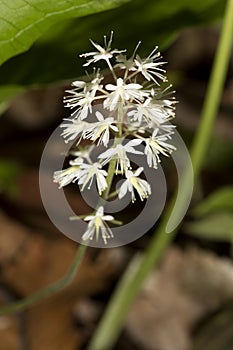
[{"left": 126, "top": 246, "right": 233, "bottom": 350}]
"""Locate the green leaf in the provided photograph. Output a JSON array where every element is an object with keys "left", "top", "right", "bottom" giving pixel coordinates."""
[
  {"left": 193, "top": 187, "right": 233, "bottom": 217},
  {"left": 185, "top": 213, "right": 233, "bottom": 242},
  {"left": 0, "top": 85, "right": 25, "bottom": 114},
  {"left": 0, "top": 0, "right": 131, "bottom": 66},
  {"left": 204, "top": 137, "right": 233, "bottom": 170},
  {"left": 0, "top": 159, "right": 22, "bottom": 197},
  {"left": 0, "top": 0, "right": 226, "bottom": 87}
]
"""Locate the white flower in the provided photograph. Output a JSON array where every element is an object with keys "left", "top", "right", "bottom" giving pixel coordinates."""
[
  {"left": 72, "top": 69, "right": 104, "bottom": 96},
  {"left": 60, "top": 119, "right": 89, "bottom": 143},
  {"left": 82, "top": 206, "right": 114, "bottom": 244},
  {"left": 71, "top": 81, "right": 86, "bottom": 89},
  {"left": 77, "top": 162, "right": 108, "bottom": 194},
  {"left": 115, "top": 42, "right": 141, "bottom": 71},
  {"left": 119, "top": 167, "right": 151, "bottom": 202},
  {"left": 151, "top": 86, "right": 176, "bottom": 110},
  {"left": 80, "top": 32, "right": 125, "bottom": 67},
  {"left": 98, "top": 139, "right": 143, "bottom": 174},
  {"left": 132, "top": 47, "right": 167, "bottom": 84},
  {"left": 53, "top": 164, "right": 82, "bottom": 188},
  {"left": 127, "top": 94, "right": 175, "bottom": 127},
  {"left": 144, "top": 129, "right": 176, "bottom": 168},
  {"left": 70, "top": 145, "right": 95, "bottom": 164},
  {"left": 64, "top": 90, "right": 95, "bottom": 120},
  {"left": 104, "top": 78, "right": 145, "bottom": 111},
  {"left": 124, "top": 121, "right": 147, "bottom": 135},
  {"left": 84, "top": 111, "right": 118, "bottom": 147},
  {"left": 115, "top": 53, "right": 135, "bottom": 71}
]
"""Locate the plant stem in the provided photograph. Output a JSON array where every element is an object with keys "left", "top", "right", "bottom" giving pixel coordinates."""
[
  {"left": 102, "top": 105, "right": 124, "bottom": 200},
  {"left": 0, "top": 243, "right": 87, "bottom": 316},
  {"left": 102, "top": 158, "right": 117, "bottom": 200},
  {"left": 88, "top": 1, "right": 233, "bottom": 348}
]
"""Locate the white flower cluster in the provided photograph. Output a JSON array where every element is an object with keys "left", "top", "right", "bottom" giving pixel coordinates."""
[{"left": 53, "top": 32, "right": 176, "bottom": 245}]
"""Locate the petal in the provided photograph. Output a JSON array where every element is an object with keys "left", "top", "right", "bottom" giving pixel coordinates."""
[
  {"left": 79, "top": 163, "right": 91, "bottom": 170},
  {"left": 125, "top": 169, "right": 133, "bottom": 178},
  {"left": 96, "top": 111, "right": 104, "bottom": 121},
  {"left": 105, "top": 83, "right": 116, "bottom": 91},
  {"left": 102, "top": 215, "right": 114, "bottom": 221},
  {"left": 97, "top": 174, "right": 107, "bottom": 192},
  {"left": 134, "top": 167, "right": 144, "bottom": 177},
  {"left": 96, "top": 206, "right": 104, "bottom": 216},
  {"left": 125, "top": 83, "right": 142, "bottom": 90},
  {"left": 98, "top": 148, "right": 116, "bottom": 159},
  {"left": 90, "top": 40, "right": 104, "bottom": 52},
  {"left": 127, "top": 147, "right": 143, "bottom": 155},
  {"left": 82, "top": 226, "right": 95, "bottom": 240},
  {"left": 100, "top": 169, "right": 108, "bottom": 176},
  {"left": 126, "top": 139, "right": 143, "bottom": 147},
  {"left": 72, "top": 81, "right": 86, "bottom": 88},
  {"left": 118, "top": 181, "right": 128, "bottom": 199},
  {"left": 110, "top": 125, "right": 119, "bottom": 132},
  {"left": 102, "top": 129, "right": 109, "bottom": 147}
]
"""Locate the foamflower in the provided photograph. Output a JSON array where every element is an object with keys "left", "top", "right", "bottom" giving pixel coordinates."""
[
  {"left": 80, "top": 32, "right": 125, "bottom": 67},
  {"left": 98, "top": 139, "right": 143, "bottom": 174},
  {"left": 54, "top": 32, "right": 176, "bottom": 245},
  {"left": 83, "top": 206, "right": 114, "bottom": 244},
  {"left": 144, "top": 129, "right": 176, "bottom": 168},
  {"left": 60, "top": 119, "right": 89, "bottom": 143},
  {"left": 133, "top": 47, "right": 167, "bottom": 84},
  {"left": 53, "top": 164, "right": 82, "bottom": 188},
  {"left": 85, "top": 111, "right": 118, "bottom": 147},
  {"left": 77, "top": 162, "right": 108, "bottom": 194},
  {"left": 119, "top": 167, "right": 151, "bottom": 202},
  {"left": 104, "top": 78, "right": 145, "bottom": 111}
]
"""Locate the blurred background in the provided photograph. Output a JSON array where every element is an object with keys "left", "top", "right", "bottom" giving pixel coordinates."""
[{"left": 0, "top": 0, "right": 233, "bottom": 349}]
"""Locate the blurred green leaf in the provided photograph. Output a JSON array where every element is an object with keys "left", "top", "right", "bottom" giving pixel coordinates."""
[
  {"left": 193, "top": 187, "right": 233, "bottom": 217},
  {"left": 0, "top": 85, "right": 25, "bottom": 114},
  {"left": 0, "top": 159, "right": 22, "bottom": 197},
  {"left": 0, "top": 0, "right": 226, "bottom": 88},
  {"left": 186, "top": 213, "right": 233, "bottom": 241},
  {"left": 0, "top": 0, "right": 131, "bottom": 66},
  {"left": 204, "top": 137, "right": 233, "bottom": 170}
]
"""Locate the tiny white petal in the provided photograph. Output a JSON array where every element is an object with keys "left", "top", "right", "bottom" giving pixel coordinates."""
[
  {"left": 95, "top": 111, "right": 104, "bottom": 121},
  {"left": 134, "top": 167, "right": 144, "bottom": 177},
  {"left": 102, "top": 215, "right": 114, "bottom": 221},
  {"left": 126, "top": 139, "right": 143, "bottom": 147},
  {"left": 118, "top": 181, "right": 128, "bottom": 199}
]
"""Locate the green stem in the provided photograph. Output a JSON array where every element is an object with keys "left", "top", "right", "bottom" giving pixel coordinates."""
[
  {"left": 102, "top": 159, "right": 117, "bottom": 200},
  {"left": 117, "top": 103, "right": 124, "bottom": 137},
  {"left": 102, "top": 108, "right": 124, "bottom": 200},
  {"left": 88, "top": 1, "right": 233, "bottom": 349},
  {"left": 0, "top": 243, "right": 87, "bottom": 316},
  {"left": 108, "top": 189, "right": 119, "bottom": 199}
]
